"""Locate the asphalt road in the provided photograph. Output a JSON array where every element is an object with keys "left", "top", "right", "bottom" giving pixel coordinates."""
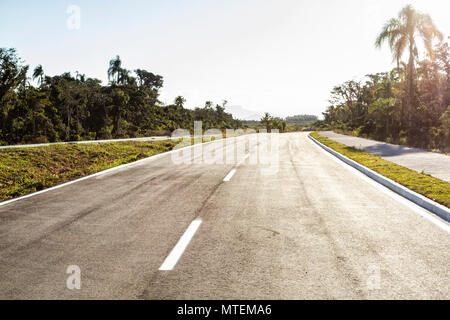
[{"left": 0, "top": 132, "right": 448, "bottom": 299}]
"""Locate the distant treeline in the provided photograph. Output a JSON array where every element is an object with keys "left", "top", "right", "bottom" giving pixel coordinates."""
[
  {"left": 318, "top": 5, "right": 450, "bottom": 152},
  {"left": 242, "top": 114, "right": 318, "bottom": 125},
  {"left": 241, "top": 113, "right": 317, "bottom": 133},
  {"left": 0, "top": 50, "right": 242, "bottom": 145},
  {"left": 285, "top": 114, "right": 318, "bottom": 124}
]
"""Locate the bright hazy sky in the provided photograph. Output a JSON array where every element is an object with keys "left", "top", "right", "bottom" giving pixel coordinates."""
[{"left": 1, "top": 0, "right": 449, "bottom": 118}]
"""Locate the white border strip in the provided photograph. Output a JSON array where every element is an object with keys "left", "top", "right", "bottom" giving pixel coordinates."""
[
  {"left": 0, "top": 136, "right": 172, "bottom": 149},
  {"left": 0, "top": 138, "right": 224, "bottom": 207},
  {"left": 0, "top": 134, "right": 229, "bottom": 149},
  {"left": 308, "top": 133, "right": 450, "bottom": 224}
]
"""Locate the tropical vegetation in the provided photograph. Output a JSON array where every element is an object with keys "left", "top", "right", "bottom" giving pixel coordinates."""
[
  {"left": 0, "top": 50, "right": 242, "bottom": 145},
  {"left": 319, "top": 5, "right": 450, "bottom": 152},
  {"left": 256, "top": 113, "right": 317, "bottom": 132},
  {"left": 0, "top": 139, "right": 178, "bottom": 201}
]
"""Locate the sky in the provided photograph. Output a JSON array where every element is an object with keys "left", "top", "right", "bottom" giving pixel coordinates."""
[{"left": 1, "top": 0, "right": 449, "bottom": 118}]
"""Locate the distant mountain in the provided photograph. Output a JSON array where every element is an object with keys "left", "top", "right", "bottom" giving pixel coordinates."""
[{"left": 225, "top": 105, "right": 264, "bottom": 121}]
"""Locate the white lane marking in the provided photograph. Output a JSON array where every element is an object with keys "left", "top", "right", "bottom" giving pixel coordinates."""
[
  {"left": 223, "top": 153, "right": 249, "bottom": 182},
  {"left": 159, "top": 218, "right": 203, "bottom": 271},
  {"left": 307, "top": 135, "right": 450, "bottom": 234},
  {"left": 159, "top": 150, "right": 249, "bottom": 270},
  {"left": 237, "top": 153, "right": 250, "bottom": 166},
  {"left": 223, "top": 169, "right": 237, "bottom": 182}
]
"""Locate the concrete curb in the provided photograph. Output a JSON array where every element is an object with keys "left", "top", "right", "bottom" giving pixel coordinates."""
[{"left": 308, "top": 133, "right": 450, "bottom": 222}]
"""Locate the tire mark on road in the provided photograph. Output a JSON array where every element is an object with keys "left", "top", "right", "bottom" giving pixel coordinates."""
[{"left": 287, "top": 135, "right": 367, "bottom": 299}]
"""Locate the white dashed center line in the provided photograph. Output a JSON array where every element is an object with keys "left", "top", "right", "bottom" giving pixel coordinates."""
[
  {"left": 223, "top": 169, "right": 237, "bottom": 182},
  {"left": 159, "top": 218, "right": 203, "bottom": 271},
  {"left": 160, "top": 152, "right": 250, "bottom": 271}
]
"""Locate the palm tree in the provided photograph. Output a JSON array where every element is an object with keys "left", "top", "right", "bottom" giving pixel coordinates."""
[
  {"left": 205, "top": 101, "right": 213, "bottom": 109},
  {"left": 261, "top": 112, "right": 272, "bottom": 132},
  {"left": 174, "top": 96, "right": 186, "bottom": 108},
  {"left": 108, "top": 55, "right": 122, "bottom": 84},
  {"left": 75, "top": 71, "right": 86, "bottom": 82},
  {"left": 375, "top": 5, "right": 442, "bottom": 128},
  {"left": 32, "top": 64, "right": 44, "bottom": 86},
  {"left": 118, "top": 68, "right": 130, "bottom": 85}
]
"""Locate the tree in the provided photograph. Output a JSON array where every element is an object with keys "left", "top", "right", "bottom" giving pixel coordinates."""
[
  {"left": 33, "top": 64, "right": 44, "bottom": 86},
  {"left": 118, "top": 68, "right": 131, "bottom": 85},
  {"left": 0, "top": 48, "right": 29, "bottom": 140},
  {"left": 0, "top": 48, "right": 244, "bottom": 144},
  {"left": 135, "top": 69, "right": 163, "bottom": 90},
  {"left": 174, "top": 96, "right": 186, "bottom": 108},
  {"left": 75, "top": 71, "right": 86, "bottom": 82},
  {"left": 261, "top": 112, "right": 272, "bottom": 132},
  {"left": 110, "top": 88, "right": 129, "bottom": 136},
  {"left": 375, "top": 5, "right": 443, "bottom": 130},
  {"left": 440, "top": 106, "right": 450, "bottom": 151},
  {"left": 205, "top": 101, "right": 213, "bottom": 109},
  {"left": 25, "top": 87, "right": 51, "bottom": 139},
  {"left": 108, "top": 55, "right": 122, "bottom": 85}
]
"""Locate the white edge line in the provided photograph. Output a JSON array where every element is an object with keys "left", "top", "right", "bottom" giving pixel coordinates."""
[
  {"left": 159, "top": 218, "right": 203, "bottom": 271},
  {"left": 0, "top": 137, "right": 226, "bottom": 207},
  {"left": 0, "top": 134, "right": 222, "bottom": 149},
  {"left": 307, "top": 133, "right": 450, "bottom": 234},
  {"left": 223, "top": 169, "right": 237, "bottom": 182}
]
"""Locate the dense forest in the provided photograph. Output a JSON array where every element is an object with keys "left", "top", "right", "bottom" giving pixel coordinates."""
[
  {"left": 318, "top": 5, "right": 450, "bottom": 152},
  {"left": 0, "top": 51, "right": 242, "bottom": 145}
]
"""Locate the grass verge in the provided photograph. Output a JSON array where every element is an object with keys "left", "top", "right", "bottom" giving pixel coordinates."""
[
  {"left": 0, "top": 140, "right": 180, "bottom": 202},
  {"left": 310, "top": 132, "right": 450, "bottom": 208}
]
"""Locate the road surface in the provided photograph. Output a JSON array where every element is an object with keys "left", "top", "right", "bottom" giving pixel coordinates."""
[
  {"left": 0, "top": 132, "right": 448, "bottom": 299},
  {"left": 320, "top": 131, "right": 450, "bottom": 183}
]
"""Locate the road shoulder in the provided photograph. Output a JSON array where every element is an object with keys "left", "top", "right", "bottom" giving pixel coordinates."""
[{"left": 309, "top": 132, "right": 450, "bottom": 222}]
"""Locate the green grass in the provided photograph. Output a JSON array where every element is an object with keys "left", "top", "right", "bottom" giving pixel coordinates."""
[
  {"left": 0, "top": 140, "right": 180, "bottom": 201},
  {"left": 310, "top": 132, "right": 450, "bottom": 208},
  {"left": 0, "top": 134, "right": 237, "bottom": 202}
]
